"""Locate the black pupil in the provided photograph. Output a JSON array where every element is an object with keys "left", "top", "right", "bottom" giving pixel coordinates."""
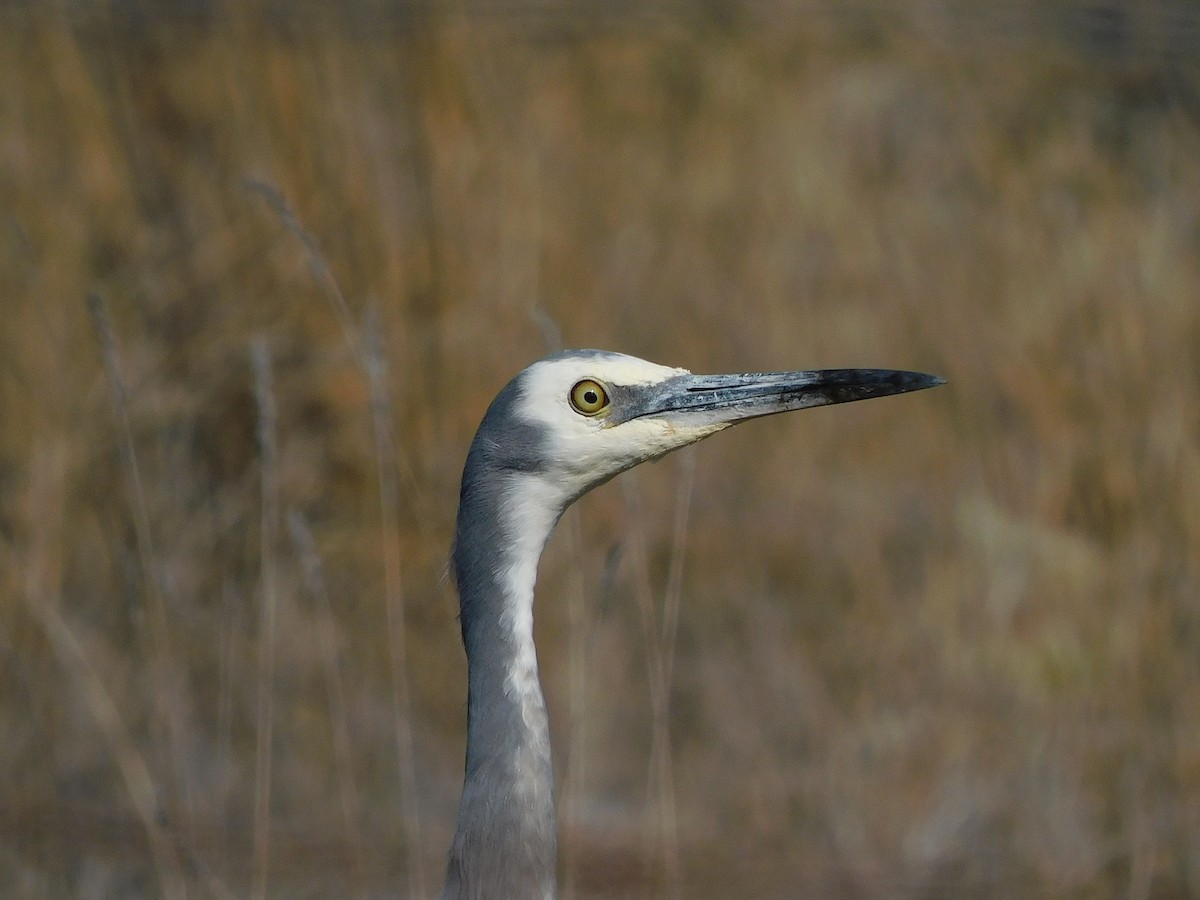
[{"left": 584, "top": 389, "right": 598, "bottom": 405}]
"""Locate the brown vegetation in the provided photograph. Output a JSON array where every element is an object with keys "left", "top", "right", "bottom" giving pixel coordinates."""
[{"left": 2, "top": 2, "right": 1199, "bottom": 897}]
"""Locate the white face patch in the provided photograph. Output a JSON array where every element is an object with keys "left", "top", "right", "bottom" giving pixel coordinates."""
[{"left": 513, "top": 351, "right": 730, "bottom": 505}]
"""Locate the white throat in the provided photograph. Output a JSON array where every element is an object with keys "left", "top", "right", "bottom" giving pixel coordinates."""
[{"left": 497, "top": 471, "right": 563, "bottom": 789}]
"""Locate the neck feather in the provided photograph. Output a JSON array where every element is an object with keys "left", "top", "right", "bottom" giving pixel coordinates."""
[{"left": 443, "top": 470, "right": 564, "bottom": 900}]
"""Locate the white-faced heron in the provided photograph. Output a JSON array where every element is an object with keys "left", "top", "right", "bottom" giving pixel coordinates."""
[{"left": 441, "top": 349, "right": 943, "bottom": 899}]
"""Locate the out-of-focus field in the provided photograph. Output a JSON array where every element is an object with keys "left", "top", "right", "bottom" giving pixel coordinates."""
[{"left": 2, "top": 2, "right": 1199, "bottom": 897}]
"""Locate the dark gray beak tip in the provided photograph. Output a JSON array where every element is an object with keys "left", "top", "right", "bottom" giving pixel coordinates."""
[
  {"left": 847, "top": 368, "right": 946, "bottom": 395},
  {"left": 800, "top": 368, "right": 945, "bottom": 410}
]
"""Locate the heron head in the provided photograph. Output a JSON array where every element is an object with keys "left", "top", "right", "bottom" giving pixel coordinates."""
[{"left": 483, "top": 349, "right": 943, "bottom": 511}]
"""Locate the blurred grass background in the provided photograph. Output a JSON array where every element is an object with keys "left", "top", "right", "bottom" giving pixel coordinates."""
[{"left": 2, "top": 1, "right": 1199, "bottom": 897}]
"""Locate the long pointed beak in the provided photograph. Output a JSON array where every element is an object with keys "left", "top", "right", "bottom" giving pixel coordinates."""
[{"left": 617, "top": 368, "right": 945, "bottom": 427}]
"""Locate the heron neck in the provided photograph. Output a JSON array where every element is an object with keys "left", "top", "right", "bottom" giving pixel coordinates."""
[{"left": 445, "top": 472, "right": 563, "bottom": 899}]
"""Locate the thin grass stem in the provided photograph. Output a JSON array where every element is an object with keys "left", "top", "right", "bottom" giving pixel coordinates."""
[
  {"left": 19, "top": 441, "right": 187, "bottom": 900},
  {"left": 85, "top": 293, "right": 194, "bottom": 833},
  {"left": 621, "top": 476, "right": 681, "bottom": 900},
  {"left": 250, "top": 338, "right": 280, "bottom": 900},
  {"left": 364, "top": 307, "right": 427, "bottom": 899},
  {"left": 288, "top": 509, "right": 369, "bottom": 898}
]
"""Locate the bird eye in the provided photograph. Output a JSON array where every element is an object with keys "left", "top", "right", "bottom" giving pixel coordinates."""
[{"left": 569, "top": 379, "right": 609, "bottom": 416}]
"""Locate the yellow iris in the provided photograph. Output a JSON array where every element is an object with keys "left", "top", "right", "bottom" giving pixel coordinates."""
[{"left": 569, "top": 379, "right": 609, "bottom": 416}]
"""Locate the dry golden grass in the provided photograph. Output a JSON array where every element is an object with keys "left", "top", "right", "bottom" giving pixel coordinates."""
[{"left": 2, "top": 3, "right": 1199, "bottom": 897}]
